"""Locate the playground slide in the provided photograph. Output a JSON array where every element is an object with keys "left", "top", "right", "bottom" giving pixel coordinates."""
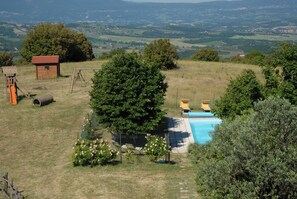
[{"left": 9, "top": 84, "right": 17, "bottom": 105}]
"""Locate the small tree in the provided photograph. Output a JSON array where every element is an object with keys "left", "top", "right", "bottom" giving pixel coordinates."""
[
  {"left": 190, "top": 97, "right": 297, "bottom": 198},
  {"left": 213, "top": 69, "right": 263, "bottom": 119},
  {"left": 191, "top": 48, "right": 220, "bottom": 62},
  {"left": 90, "top": 52, "right": 167, "bottom": 136},
  {"left": 0, "top": 51, "right": 13, "bottom": 66},
  {"left": 20, "top": 23, "right": 94, "bottom": 62},
  {"left": 143, "top": 39, "right": 178, "bottom": 70}
]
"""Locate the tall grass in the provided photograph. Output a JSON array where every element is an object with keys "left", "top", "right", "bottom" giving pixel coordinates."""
[{"left": 164, "top": 60, "right": 263, "bottom": 115}]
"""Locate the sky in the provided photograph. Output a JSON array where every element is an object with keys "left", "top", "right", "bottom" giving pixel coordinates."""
[{"left": 124, "top": 0, "right": 220, "bottom": 3}]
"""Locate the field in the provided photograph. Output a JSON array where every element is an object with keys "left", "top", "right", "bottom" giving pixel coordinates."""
[
  {"left": 2, "top": 22, "right": 297, "bottom": 60},
  {"left": 0, "top": 60, "right": 262, "bottom": 198}
]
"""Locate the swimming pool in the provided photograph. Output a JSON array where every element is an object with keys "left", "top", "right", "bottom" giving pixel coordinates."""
[{"left": 189, "top": 117, "right": 221, "bottom": 144}]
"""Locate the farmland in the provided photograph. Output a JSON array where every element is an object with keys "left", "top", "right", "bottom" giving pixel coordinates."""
[{"left": 1, "top": 22, "right": 297, "bottom": 60}]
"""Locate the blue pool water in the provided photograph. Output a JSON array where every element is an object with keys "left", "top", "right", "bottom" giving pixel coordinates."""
[
  {"left": 189, "top": 118, "right": 222, "bottom": 144},
  {"left": 188, "top": 112, "right": 214, "bottom": 117}
]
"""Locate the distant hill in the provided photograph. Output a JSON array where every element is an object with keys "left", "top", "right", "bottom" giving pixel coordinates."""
[{"left": 1, "top": 0, "right": 297, "bottom": 32}]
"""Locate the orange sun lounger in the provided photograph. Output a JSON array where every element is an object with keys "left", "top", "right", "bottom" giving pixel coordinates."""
[
  {"left": 201, "top": 100, "right": 211, "bottom": 112},
  {"left": 180, "top": 99, "right": 191, "bottom": 112}
]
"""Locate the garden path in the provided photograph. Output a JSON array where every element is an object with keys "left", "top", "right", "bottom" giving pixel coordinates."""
[{"left": 168, "top": 118, "right": 194, "bottom": 153}]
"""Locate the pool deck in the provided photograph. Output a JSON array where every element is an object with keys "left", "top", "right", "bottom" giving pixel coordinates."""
[{"left": 168, "top": 117, "right": 194, "bottom": 153}]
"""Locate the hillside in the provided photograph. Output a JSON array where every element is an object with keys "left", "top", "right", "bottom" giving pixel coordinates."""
[
  {"left": 1, "top": 0, "right": 296, "bottom": 33},
  {"left": 2, "top": 21, "right": 297, "bottom": 60}
]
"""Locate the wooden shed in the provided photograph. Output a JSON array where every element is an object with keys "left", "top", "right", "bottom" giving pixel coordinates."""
[{"left": 32, "top": 55, "right": 60, "bottom": 79}]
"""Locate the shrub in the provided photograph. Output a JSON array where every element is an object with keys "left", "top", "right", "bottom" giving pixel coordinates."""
[
  {"left": 0, "top": 51, "right": 13, "bottom": 66},
  {"left": 230, "top": 54, "right": 244, "bottom": 62},
  {"left": 191, "top": 48, "right": 220, "bottom": 62},
  {"left": 244, "top": 50, "right": 266, "bottom": 65},
  {"left": 99, "top": 48, "right": 126, "bottom": 60},
  {"left": 144, "top": 134, "right": 170, "bottom": 162},
  {"left": 72, "top": 139, "right": 117, "bottom": 167},
  {"left": 190, "top": 97, "right": 297, "bottom": 198}
]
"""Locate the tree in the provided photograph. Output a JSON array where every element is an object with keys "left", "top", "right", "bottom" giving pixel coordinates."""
[
  {"left": 244, "top": 50, "right": 266, "bottom": 65},
  {"left": 213, "top": 69, "right": 263, "bottom": 119},
  {"left": 20, "top": 23, "right": 94, "bottom": 62},
  {"left": 190, "top": 97, "right": 297, "bottom": 198},
  {"left": 0, "top": 51, "right": 13, "bottom": 66},
  {"left": 230, "top": 54, "right": 244, "bottom": 63},
  {"left": 143, "top": 39, "right": 178, "bottom": 70},
  {"left": 99, "top": 48, "right": 126, "bottom": 60},
  {"left": 267, "top": 42, "right": 297, "bottom": 105},
  {"left": 90, "top": 52, "right": 167, "bottom": 136},
  {"left": 191, "top": 48, "right": 220, "bottom": 62}
]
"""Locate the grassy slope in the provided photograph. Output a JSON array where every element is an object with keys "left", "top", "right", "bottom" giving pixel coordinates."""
[
  {"left": 0, "top": 60, "right": 262, "bottom": 198},
  {"left": 164, "top": 60, "right": 263, "bottom": 115}
]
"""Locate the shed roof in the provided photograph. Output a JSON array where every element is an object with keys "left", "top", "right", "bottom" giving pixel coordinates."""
[{"left": 32, "top": 56, "right": 59, "bottom": 64}]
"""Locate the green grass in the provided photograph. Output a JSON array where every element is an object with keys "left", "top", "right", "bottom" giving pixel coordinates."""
[{"left": 0, "top": 60, "right": 262, "bottom": 198}]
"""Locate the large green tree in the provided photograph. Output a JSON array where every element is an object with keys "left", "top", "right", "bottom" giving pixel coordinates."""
[
  {"left": 190, "top": 97, "right": 297, "bottom": 198},
  {"left": 213, "top": 69, "right": 263, "bottom": 119},
  {"left": 143, "top": 39, "right": 178, "bottom": 70},
  {"left": 20, "top": 23, "right": 94, "bottom": 62},
  {"left": 0, "top": 51, "right": 13, "bottom": 66},
  {"left": 90, "top": 52, "right": 167, "bottom": 136},
  {"left": 264, "top": 42, "right": 297, "bottom": 105},
  {"left": 191, "top": 48, "right": 220, "bottom": 62}
]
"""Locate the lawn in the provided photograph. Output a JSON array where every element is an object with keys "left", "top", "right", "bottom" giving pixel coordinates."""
[
  {"left": 163, "top": 60, "right": 263, "bottom": 115},
  {"left": 0, "top": 60, "right": 262, "bottom": 198}
]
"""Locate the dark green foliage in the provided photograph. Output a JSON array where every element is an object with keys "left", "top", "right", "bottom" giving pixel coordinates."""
[
  {"left": 244, "top": 50, "right": 266, "bottom": 65},
  {"left": 20, "top": 23, "right": 94, "bottom": 62},
  {"left": 90, "top": 52, "right": 167, "bottom": 135},
  {"left": 143, "top": 39, "right": 178, "bottom": 70},
  {"left": 261, "top": 65, "right": 281, "bottom": 97},
  {"left": 0, "top": 51, "right": 13, "bottom": 66},
  {"left": 190, "top": 97, "right": 297, "bottom": 198},
  {"left": 269, "top": 42, "right": 297, "bottom": 105},
  {"left": 191, "top": 48, "right": 220, "bottom": 62},
  {"left": 99, "top": 48, "right": 126, "bottom": 60},
  {"left": 213, "top": 69, "right": 263, "bottom": 119}
]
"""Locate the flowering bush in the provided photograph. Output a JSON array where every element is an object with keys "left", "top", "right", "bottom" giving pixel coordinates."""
[
  {"left": 144, "top": 134, "right": 170, "bottom": 162},
  {"left": 72, "top": 139, "right": 118, "bottom": 166}
]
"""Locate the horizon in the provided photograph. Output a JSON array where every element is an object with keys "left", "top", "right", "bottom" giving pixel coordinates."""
[{"left": 123, "top": 0, "right": 219, "bottom": 3}]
